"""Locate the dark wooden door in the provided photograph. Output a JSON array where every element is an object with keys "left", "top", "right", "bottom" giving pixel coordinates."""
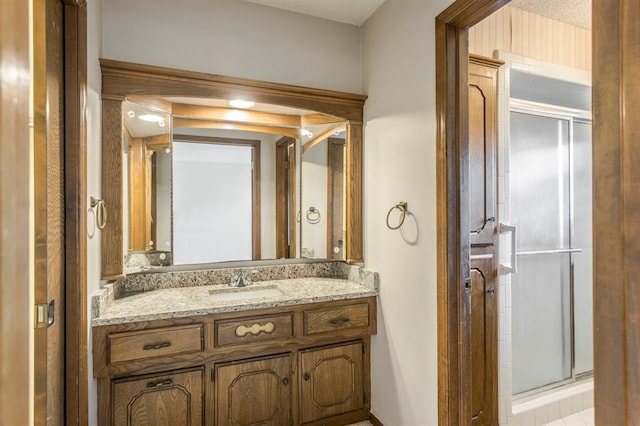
[
  {"left": 299, "top": 341, "right": 364, "bottom": 423},
  {"left": 113, "top": 368, "right": 203, "bottom": 426},
  {"left": 468, "top": 54, "right": 501, "bottom": 426},
  {"left": 470, "top": 256, "right": 497, "bottom": 425},
  {"left": 469, "top": 56, "right": 498, "bottom": 247},
  {"left": 215, "top": 354, "right": 291, "bottom": 425},
  {"left": 33, "top": 0, "right": 65, "bottom": 423}
]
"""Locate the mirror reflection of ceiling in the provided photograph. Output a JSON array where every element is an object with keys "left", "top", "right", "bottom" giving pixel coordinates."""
[
  {"left": 510, "top": 0, "right": 591, "bottom": 29},
  {"left": 124, "top": 102, "right": 170, "bottom": 138},
  {"left": 124, "top": 96, "right": 345, "bottom": 150}
]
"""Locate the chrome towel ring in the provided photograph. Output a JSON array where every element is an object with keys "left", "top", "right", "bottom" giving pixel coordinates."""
[
  {"left": 386, "top": 202, "right": 408, "bottom": 230},
  {"left": 90, "top": 196, "right": 107, "bottom": 230},
  {"left": 306, "top": 207, "right": 321, "bottom": 224}
]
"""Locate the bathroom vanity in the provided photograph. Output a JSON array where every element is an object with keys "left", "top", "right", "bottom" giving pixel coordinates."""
[{"left": 92, "top": 263, "right": 378, "bottom": 425}]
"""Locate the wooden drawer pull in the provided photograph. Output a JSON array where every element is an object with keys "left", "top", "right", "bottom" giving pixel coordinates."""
[
  {"left": 235, "top": 322, "right": 275, "bottom": 337},
  {"left": 330, "top": 317, "right": 351, "bottom": 326},
  {"left": 143, "top": 342, "right": 172, "bottom": 351},
  {"left": 146, "top": 378, "right": 173, "bottom": 388}
]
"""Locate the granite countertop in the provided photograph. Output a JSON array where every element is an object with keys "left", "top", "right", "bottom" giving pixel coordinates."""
[{"left": 92, "top": 263, "right": 378, "bottom": 327}]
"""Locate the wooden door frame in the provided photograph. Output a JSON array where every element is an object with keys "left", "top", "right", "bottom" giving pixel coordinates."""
[
  {"left": 437, "top": 0, "right": 639, "bottom": 424},
  {"left": 64, "top": 0, "right": 89, "bottom": 423},
  {"left": 0, "top": 0, "right": 31, "bottom": 424},
  {"left": 592, "top": 0, "right": 640, "bottom": 423},
  {"left": 0, "top": 0, "right": 87, "bottom": 423},
  {"left": 435, "top": 2, "right": 510, "bottom": 424},
  {"left": 276, "top": 136, "right": 297, "bottom": 258},
  {"left": 326, "top": 137, "right": 346, "bottom": 259}
]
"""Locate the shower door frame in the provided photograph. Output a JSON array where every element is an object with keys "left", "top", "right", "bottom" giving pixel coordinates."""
[{"left": 506, "top": 99, "right": 593, "bottom": 399}]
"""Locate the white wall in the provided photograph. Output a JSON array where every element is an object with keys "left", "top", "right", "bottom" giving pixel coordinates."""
[
  {"left": 174, "top": 128, "right": 279, "bottom": 260},
  {"left": 172, "top": 142, "right": 253, "bottom": 263},
  {"left": 301, "top": 139, "right": 328, "bottom": 258},
  {"left": 87, "top": 0, "right": 103, "bottom": 424},
  {"left": 361, "top": 0, "right": 453, "bottom": 424},
  {"left": 102, "top": 0, "right": 361, "bottom": 93}
]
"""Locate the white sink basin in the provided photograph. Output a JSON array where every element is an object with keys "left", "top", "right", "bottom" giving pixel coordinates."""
[{"left": 208, "top": 285, "right": 283, "bottom": 302}]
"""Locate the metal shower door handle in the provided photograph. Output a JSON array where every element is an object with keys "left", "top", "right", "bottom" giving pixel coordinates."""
[{"left": 499, "top": 223, "right": 517, "bottom": 274}]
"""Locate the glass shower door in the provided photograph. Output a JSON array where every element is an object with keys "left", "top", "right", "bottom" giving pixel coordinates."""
[{"left": 510, "top": 111, "right": 575, "bottom": 395}]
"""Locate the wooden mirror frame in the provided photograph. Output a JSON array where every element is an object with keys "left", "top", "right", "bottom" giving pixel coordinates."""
[{"left": 100, "top": 59, "right": 366, "bottom": 281}]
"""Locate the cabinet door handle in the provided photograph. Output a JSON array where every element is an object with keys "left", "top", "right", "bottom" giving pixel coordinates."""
[
  {"left": 143, "top": 342, "right": 172, "bottom": 351},
  {"left": 330, "top": 317, "right": 350, "bottom": 326},
  {"left": 304, "top": 373, "right": 310, "bottom": 381},
  {"left": 282, "top": 377, "right": 289, "bottom": 385},
  {"left": 146, "top": 378, "right": 173, "bottom": 388}
]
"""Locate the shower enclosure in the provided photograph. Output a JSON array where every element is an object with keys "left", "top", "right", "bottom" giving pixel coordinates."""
[{"left": 506, "top": 70, "right": 593, "bottom": 396}]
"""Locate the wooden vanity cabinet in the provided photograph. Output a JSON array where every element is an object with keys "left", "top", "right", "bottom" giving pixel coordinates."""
[
  {"left": 299, "top": 341, "right": 365, "bottom": 423},
  {"left": 213, "top": 354, "right": 291, "bottom": 425},
  {"left": 93, "top": 297, "right": 376, "bottom": 426},
  {"left": 112, "top": 367, "right": 204, "bottom": 426}
]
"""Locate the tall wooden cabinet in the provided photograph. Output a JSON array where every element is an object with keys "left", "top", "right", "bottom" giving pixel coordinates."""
[{"left": 468, "top": 54, "right": 502, "bottom": 426}]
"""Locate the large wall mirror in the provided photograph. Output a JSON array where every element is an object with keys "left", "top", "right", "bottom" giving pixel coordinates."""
[{"left": 101, "top": 60, "right": 366, "bottom": 280}]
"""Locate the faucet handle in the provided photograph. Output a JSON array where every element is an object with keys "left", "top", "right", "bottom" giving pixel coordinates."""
[{"left": 244, "top": 270, "right": 254, "bottom": 286}]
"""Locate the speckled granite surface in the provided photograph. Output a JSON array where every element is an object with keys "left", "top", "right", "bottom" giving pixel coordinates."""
[{"left": 92, "top": 262, "right": 378, "bottom": 327}]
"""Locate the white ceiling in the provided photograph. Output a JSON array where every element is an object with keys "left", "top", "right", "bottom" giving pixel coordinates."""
[
  {"left": 241, "top": 0, "right": 590, "bottom": 30},
  {"left": 510, "top": 0, "right": 591, "bottom": 29},
  {"left": 241, "top": 0, "right": 387, "bottom": 26}
]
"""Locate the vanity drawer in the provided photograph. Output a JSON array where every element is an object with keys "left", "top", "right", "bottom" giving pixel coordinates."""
[
  {"left": 303, "top": 303, "right": 370, "bottom": 335},
  {"left": 215, "top": 313, "right": 293, "bottom": 347},
  {"left": 108, "top": 324, "right": 204, "bottom": 364}
]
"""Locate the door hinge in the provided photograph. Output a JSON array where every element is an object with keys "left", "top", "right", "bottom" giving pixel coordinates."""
[{"left": 35, "top": 300, "right": 54, "bottom": 329}]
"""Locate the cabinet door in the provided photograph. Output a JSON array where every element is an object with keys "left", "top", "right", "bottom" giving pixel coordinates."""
[
  {"left": 215, "top": 354, "right": 291, "bottom": 426},
  {"left": 470, "top": 256, "right": 497, "bottom": 426},
  {"left": 299, "top": 341, "right": 364, "bottom": 423},
  {"left": 113, "top": 368, "right": 203, "bottom": 426},
  {"left": 469, "top": 57, "right": 499, "bottom": 246}
]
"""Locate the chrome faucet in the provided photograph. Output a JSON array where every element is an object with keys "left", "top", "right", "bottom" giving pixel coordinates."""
[{"left": 229, "top": 270, "right": 254, "bottom": 287}]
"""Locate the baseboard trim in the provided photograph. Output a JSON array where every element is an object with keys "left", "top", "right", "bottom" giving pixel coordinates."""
[{"left": 369, "top": 413, "right": 384, "bottom": 426}]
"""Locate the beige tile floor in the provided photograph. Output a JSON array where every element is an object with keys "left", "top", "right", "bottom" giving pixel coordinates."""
[{"left": 544, "top": 407, "right": 594, "bottom": 426}]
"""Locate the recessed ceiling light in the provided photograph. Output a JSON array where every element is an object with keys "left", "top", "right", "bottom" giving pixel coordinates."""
[
  {"left": 228, "top": 99, "right": 255, "bottom": 109},
  {"left": 301, "top": 129, "right": 314, "bottom": 139},
  {"left": 127, "top": 110, "right": 135, "bottom": 118}
]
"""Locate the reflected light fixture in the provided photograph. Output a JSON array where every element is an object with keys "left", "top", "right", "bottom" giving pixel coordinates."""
[
  {"left": 127, "top": 110, "right": 135, "bottom": 118},
  {"left": 228, "top": 99, "right": 255, "bottom": 108},
  {"left": 301, "top": 129, "right": 314, "bottom": 139},
  {"left": 138, "top": 114, "right": 164, "bottom": 122}
]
